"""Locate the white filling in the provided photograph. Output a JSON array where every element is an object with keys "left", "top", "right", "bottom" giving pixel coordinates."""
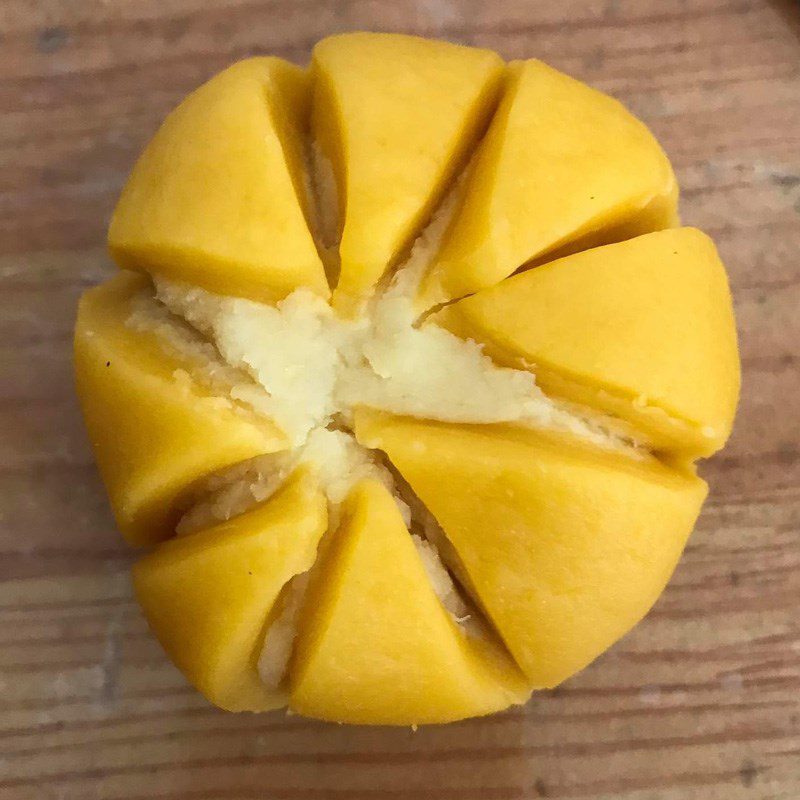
[
  {"left": 299, "top": 427, "right": 409, "bottom": 529},
  {"left": 412, "top": 535, "right": 471, "bottom": 623},
  {"left": 309, "top": 142, "right": 340, "bottom": 250},
  {"left": 153, "top": 273, "right": 624, "bottom": 452},
  {"left": 174, "top": 426, "right": 406, "bottom": 536},
  {"left": 258, "top": 571, "right": 311, "bottom": 691},
  {"left": 127, "top": 290, "right": 275, "bottom": 422},
  {"left": 176, "top": 452, "right": 295, "bottom": 536}
]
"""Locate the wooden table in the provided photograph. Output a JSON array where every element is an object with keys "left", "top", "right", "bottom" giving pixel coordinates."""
[{"left": 1, "top": 1, "right": 798, "bottom": 798}]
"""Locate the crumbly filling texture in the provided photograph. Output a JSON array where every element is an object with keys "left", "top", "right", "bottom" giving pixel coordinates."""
[{"left": 153, "top": 271, "right": 630, "bottom": 451}]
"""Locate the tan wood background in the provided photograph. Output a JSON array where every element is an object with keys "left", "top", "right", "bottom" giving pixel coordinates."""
[{"left": 1, "top": 1, "right": 799, "bottom": 797}]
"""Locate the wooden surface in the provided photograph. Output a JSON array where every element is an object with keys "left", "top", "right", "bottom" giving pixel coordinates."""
[{"left": 1, "top": 1, "right": 799, "bottom": 798}]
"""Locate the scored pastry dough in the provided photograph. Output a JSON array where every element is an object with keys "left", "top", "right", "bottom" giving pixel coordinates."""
[{"left": 75, "top": 33, "right": 740, "bottom": 725}]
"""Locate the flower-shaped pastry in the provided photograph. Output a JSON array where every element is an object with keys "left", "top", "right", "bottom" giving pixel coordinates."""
[{"left": 74, "top": 33, "right": 740, "bottom": 725}]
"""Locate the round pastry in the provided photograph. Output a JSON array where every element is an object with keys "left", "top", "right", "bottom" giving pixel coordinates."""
[{"left": 74, "top": 32, "right": 740, "bottom": 725}]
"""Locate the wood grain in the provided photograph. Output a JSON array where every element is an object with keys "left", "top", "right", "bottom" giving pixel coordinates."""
[{"left": 1, "top": 1, "right": 798, "bottom": 798}]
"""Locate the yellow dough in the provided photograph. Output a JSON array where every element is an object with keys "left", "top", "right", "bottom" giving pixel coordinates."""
[
  {"left": 76, "top": 33, "right": 740, "bottom": 725},
  {"left": 73, "top": 272, "right": 285, "bottom": 546},
  {"left": 312, "top": 33, "right": 504, "bottom": 304},
  {"left": 109, "top": 58, "right": 328, "bottom": 303},
  {"left": 290, "top": 479, "right": 529, "bottom": 724},
  {"left": 355, "top": 410, "right": 707, "bottom": 687},
  {"left": 434, "top": 228, "right": 740, "bottom": 457},
  {"left": 420, "top": 59, "right": 677, "bottom": 304},
  {"left": 133, "top": 470, "right": 327, "bottom": 711}
]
